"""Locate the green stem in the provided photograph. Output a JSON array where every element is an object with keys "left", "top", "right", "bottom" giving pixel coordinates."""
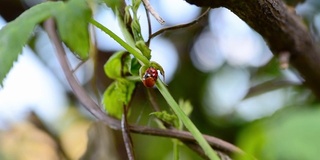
[
  {"left": 156, "top": 79, "right": 220, "bottom": 160},
  {"left": 90, "top": 17, "right": 219, "bottom": 160},
  {"left": 173, "top": 139, "right": 179, "bottom": 160},
  {"left": 90, "top": 18, "right": 150, "bottom": 66}
]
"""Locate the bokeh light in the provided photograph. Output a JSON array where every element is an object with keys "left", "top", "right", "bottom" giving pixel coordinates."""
[
  {"left": 158, "top": 0, "right": 200, "bottom": 25},
  {"left": 94, "top": 6, "right": 124, "bottom": 51},
  {"left": 204, "top": 66, "right": 250, "bottom": 116},
  {"left": 208, "top": 8, "right": 272, "bottom": 67},
  {"left": 190, "top": 28, "right": 225, "bottom": 72}
]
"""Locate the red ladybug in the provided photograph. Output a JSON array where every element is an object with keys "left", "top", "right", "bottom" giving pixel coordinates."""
[{"left": 142, "top": 67, "right": 158, "bottom": 87}]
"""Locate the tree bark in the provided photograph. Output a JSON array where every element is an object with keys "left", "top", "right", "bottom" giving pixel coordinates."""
[{"left": 186, "top": 0, "right": 320, "bottom": 99}]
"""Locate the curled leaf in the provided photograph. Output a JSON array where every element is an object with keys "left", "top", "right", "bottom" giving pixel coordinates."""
[
  {"left": 102, "top": 80, "right": 136, "bottom": 119},
  {"left": 139, "top": 65, "right": 149, "bottom": 80},
  {"left": 130, "top": 58, "right": 141, "bottom": 76},
  {"left": 104, "top": 51, "right": 131, "bottom": 79},
  {"left": 150, "top": 61, "right": 165, "bottom": 82},
  {"left": 135, "top": 40, "right": 151, "bottom": 59},
  {"left": 103, "top": 0, "right": 122, "bottom": 12},
  {"left": 179, "top": 99, "right": 193, "bottom": 117},
  {"left": 150, "top": 111, "right": 178, "bottom": 127}
]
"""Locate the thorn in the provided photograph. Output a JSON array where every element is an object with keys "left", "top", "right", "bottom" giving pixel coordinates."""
[{"left": 279, "top": 51, "right": 290, "bottom": 69}]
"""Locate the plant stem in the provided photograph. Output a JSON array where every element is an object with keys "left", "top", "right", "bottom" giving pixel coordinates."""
[
  {"left": 89, "top": 18, "right": 150, "bottom": 66},
  {"left": 90, "top": 17, "right": 219, "bottom": 160},
  {"left": 173, "top": 139, "right": 179, "bottom": 160},
  {"left": 155, "top": 79, "right": 220, "bottom": 160}
]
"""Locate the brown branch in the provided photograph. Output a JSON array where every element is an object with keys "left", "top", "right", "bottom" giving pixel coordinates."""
[
  {"left": 44, "top": 18, "right": 120, "bottom": 129},
  {"left": 129, "top": 125, "right": 245, "bottom": 155},
  {"left": 122, "top": 106, "right": 135, "bottom": 160},
  {"left": 44, "top": 18, "right": 246, "bottom": 158},
  {"left": 185, "top": 0, "right": 320, "bottom": 99},
  {"left": 184, "top": 142, "right": 210, "bottom": 159}
]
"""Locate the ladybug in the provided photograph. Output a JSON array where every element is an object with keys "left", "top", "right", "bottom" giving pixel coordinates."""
[{"left": 142, "top": 67, "right": 158, "bottom": 87}]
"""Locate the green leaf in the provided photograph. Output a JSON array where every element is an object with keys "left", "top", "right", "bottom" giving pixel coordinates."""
[
  {"left": 117, "top": 6, "right": 135, "bottom": 46},
  {"left": 130, "top": 0, "right": 144, "bottom": 42},
  {"left": 178, "top": 99, "right": 193, "bottom": 117},
  {"left": 131, "top": 19, "right": 143, "bottom": 41},
  {"left": 237, "top": 107, "right": 320, "bottom": 160},
  {"left": 53, "top": 0, "right": 91, "bottom": 59},
  {"left": 102, "top": 80, "right": 135, "bottom": 119},
  {"left": 104, "top": 51, "right": 131, "bottom": 79},
  {"left": 130, "top": 57, "right": 141, "bottom": 76},
  {"left": 151, "top": 61, "right": 165, "bottom": 81},
  {"left": 139, "top": 65, "right": 149, "bottom": 79},
  {"left": 132, "top": 0, "right": 142, "bottom": 12},
  {"left": 0, "top": 2, "right": 63, "bottom": 85},
  {"left": 150, "top": 111, "right": 178, "bottom": 127},
  {"left": 135, "top": 40, "right": 151, "bottom": 59},
  {"left": 103, "top": 0, "right": 122, "bottom": 12},
  {"left": 176, "top": 99, "right": 193, "bottom": 130}
]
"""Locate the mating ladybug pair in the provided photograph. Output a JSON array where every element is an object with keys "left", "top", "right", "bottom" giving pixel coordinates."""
[{"left": 142, "top": 67, "right": 158, "bottom": 88}]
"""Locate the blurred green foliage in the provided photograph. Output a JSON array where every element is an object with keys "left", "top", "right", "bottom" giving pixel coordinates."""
[{"left": 237, "top": 107, "right": 320, "bottom": 160}]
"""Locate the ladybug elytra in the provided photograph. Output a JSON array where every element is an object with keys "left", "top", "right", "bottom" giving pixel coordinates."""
[{"left": 142, "top": 67, "right": 158, "bottom": 87}]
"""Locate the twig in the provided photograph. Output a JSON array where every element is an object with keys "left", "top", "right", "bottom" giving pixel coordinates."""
[
  {"left": 143, "top": 1, "right": 152, "bottom": 46},
  {"left": 148, "top": 7, "right": 210, "bottom": 41},
  {"left": 122, "top": 105, "right": 135, "bottom": 160},
  {"left": 243, "top": 78, "right": 301, "bottom": 99},
  {"left": 72, "top": 60, "right": 87, "bottom": 73},
  {"left": 44, "top": 18, "right": 247, "bottom": 158},
  {"left": 146, "top": 89, "right": 161, "bottom": 112},
  {"left": 27, "top": 111, "right": 71, "bottom": 160},
  {"left": 142, "top": 0, "right": 165, "bottom": 24}
]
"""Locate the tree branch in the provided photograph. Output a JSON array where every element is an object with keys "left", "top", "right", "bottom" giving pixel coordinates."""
[
  {"left": 185, "top": 0, "right": 320, "bottom": 99},
  {"left": 44, "top": 18, "right": 120, "bottom": 128}
]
